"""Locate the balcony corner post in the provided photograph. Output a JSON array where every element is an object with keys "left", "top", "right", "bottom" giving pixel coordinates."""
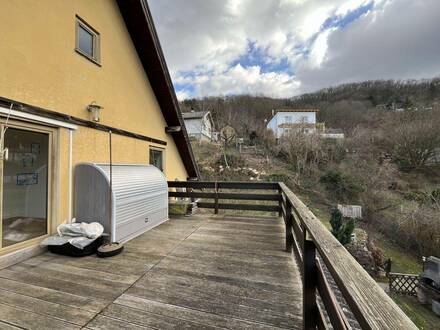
[
  {"left": 303, "top": 238, "right": 318, "bottom": 330},
  {"left": 285, "top": 200, "right": 294, "bottom": 253}
]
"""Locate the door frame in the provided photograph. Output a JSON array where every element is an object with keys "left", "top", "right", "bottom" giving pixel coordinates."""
[{"left": 0, "top": 119, "right": 56, "bottom": 255}]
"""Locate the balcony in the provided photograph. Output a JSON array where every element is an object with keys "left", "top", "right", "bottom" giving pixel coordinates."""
[{"left": 0, "top": 181, "right": 416, "bottom": 329}]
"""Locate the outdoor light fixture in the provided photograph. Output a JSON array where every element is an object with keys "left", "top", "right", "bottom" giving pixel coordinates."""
[
  {"left": 165, "top": 126, "right": 182, "bottom": 133},
  {"left": 87, "top": 101, "right": 104, "bottom": 122}
]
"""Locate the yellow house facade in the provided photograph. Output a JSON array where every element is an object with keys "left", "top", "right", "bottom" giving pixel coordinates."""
[{"left": 0, "top": 0, "right": 198, "bottom": 258}]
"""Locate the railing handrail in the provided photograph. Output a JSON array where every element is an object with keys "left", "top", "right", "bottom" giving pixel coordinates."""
[
  {"left": 168, "top": 180, "right": 280, "bottom": 190},
  {"left": 279, "top": 182, "right": 417, "bottom": 330}
]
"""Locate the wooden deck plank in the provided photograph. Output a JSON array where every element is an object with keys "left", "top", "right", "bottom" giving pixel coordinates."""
[
  {"left": 0, "top": 321, "right": 22, "bottom": 329},
  {"left": 33, "top": 253, "right": 157, "bottom": 276},
  {"left": 174, "top": 239, "right": 288, "bottom": 258},
  {"left": 102, "top": 303, "right": 219, "bottom": 330},
  {"left": 204, "top": 220, "right": 285, "bottom": 232},
  {"left": 0, "top": 289, "right": 95, "bottom": 326},
  {"left": 6, "top": 263, "right": 130, "bottom": 293},
  {"left": 130, "top": 280, "right": 298, "bottom": 317},
  {"left": 126, "top": 286, "right": 298, "bottom": 329},
  {"left": 0, "top": 268, "right": 119, "bottom": 301},
  {"left": 156, "top": 254, "right": 295, "bottom": 286},
  {"left": 0, "top": 303, "right": 80, "bottom": 330},
  {"left": 169, "top": 246, "right": 294, "bottom": 269},
  {"left": 195, "top": 227, "right": 285, "bottom": 239},
  {"left": 85, "top": 315, "right": 153, "bottom": 330},
  {"left": 0, "top": 215, "right": 301, "bottom": 329},
  {"left": 22, "top": 258, "right": 139, "bottom": 284},
  {"left": 115, "top": 294, "right": 287, "bottom": 330},
  {"left": 135, "top": 269, "right": 300, "bottom": 306},
  {"left": 0, "top": 277, "right": 107, "bottom": 312},
  {"left": 184, "top": 233, "right": 285, "bottom": 253}
]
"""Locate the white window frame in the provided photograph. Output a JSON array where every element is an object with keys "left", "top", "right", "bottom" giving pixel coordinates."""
[
  {"left": 75, "top": 16, "right": 101, "bottom": 65},
  {"left": 149, "top": 147, "right": 165, "bottom": 173}
]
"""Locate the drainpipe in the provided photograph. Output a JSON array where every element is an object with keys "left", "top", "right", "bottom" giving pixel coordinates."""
[{"left": 68, "top": 129, "right": 73, "bottom": 223}]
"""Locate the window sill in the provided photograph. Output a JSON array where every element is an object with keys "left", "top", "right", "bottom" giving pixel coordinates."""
[{"left": 75, "top": 48, "right": 101, "bottom": 67}]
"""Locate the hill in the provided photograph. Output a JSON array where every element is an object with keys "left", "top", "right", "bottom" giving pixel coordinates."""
[{"left": 180, "top": 78, "right": 440, "bottom": 136}]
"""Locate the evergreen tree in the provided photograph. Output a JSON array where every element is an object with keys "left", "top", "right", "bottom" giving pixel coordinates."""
[{"left": 330, "top": 208, "right": 355, "bottom": 245}]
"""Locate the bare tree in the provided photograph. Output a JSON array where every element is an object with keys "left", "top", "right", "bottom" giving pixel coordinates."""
[{"left": 386, "top": 110, "right": 440, "bottom": 169}]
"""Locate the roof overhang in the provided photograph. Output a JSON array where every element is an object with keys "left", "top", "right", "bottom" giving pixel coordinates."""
[{"left": 116, "top": 0, "right": 199, "bottom": 179}]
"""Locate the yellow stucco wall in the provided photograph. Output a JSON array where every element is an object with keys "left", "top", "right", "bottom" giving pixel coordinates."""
[{"left": 0, "top": 0, "right": 189, "bottom": 251}]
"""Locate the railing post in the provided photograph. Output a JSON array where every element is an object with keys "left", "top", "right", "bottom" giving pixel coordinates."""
[
  {"left": 278, "top": 186, "right": 283, "bottom": 217},
  {"left": 285, "top": 200, "right": 294, "bottom": 253},
  {"left": 303, "top": 237, "right": 318, "bottom": 330},
  {"left": 214, "top": 181, "right": 219, "bottom": 214}
]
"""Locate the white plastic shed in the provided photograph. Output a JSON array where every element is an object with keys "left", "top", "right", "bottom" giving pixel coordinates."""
[{"left": 74, "top": 163, "right": 168, "bottom": 243}]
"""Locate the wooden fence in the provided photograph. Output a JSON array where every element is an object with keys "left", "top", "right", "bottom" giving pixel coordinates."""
[
  {"left": 388, "top": 273, "right": 419, "bottom": 296},
  {"left": 168, "top": 181, "right": 417, "bottom": 330}
]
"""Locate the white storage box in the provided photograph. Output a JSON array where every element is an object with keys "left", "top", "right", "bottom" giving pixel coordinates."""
[{"left": 74, "top": 163, "right": 168, "bottom": 243}]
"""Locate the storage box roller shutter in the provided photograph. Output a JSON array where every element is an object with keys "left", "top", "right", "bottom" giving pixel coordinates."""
[{"left": 74, "top": 163, "right": 168, "bottom": 243}]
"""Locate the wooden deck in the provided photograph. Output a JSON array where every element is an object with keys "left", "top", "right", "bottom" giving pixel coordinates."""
[{"left": 0, "top": 214, "right": 302, "bottom": 329}]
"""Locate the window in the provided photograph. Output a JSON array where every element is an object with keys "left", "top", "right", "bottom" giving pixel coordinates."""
[
  {"left": 149, "top": 148, "right": 164, "bottom": 172},
  {"left": 75, "top": 16, "right": 100, "bottom": 64}
]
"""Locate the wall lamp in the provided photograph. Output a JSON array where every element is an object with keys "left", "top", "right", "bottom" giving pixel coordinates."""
[{"left": 87, "top": 101, "right": 104, "bottom": 122}]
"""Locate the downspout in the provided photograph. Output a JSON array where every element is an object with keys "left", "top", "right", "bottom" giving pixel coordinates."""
[{"left": 68, "top": 129, "right": 73, "bottom": 223}]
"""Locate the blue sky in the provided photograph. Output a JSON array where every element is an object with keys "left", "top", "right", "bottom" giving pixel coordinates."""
[{"left": 149, "top": 0, "right": 440, "bottom": 100}]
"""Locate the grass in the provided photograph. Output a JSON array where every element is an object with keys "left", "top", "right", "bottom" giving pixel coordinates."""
[
  {"left": 373, "top": 235, "right": 422, "bottom": 274},
  {"left": 391, "top": 294, "right": 439, "bottom": 330}
]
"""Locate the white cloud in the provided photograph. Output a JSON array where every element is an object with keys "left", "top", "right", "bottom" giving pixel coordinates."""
[
  {"left": 297, "top": 0, "right": 440, "bottom": 92},
  {"left": 176, "top": 90, "right": 191, "bottom": 101},
  {"left": 308, "top": 28, "right": 333, "bottom": 68},
  {"left": 335, "top": 0, "right": 370, "bottom": 16},
  {"left": 148, "top": 0, "right": 440, "bottom": 98},
  {"left": 176, "top": 64, "right": 300, "bottom": 99}
]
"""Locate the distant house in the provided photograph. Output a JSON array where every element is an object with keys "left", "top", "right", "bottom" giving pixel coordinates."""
[
  {"left": 182, "top": 111, "right": 214, "bottom": 141},
  {"left": 266, "top": 109, "right": 319, "bottom": 138}
]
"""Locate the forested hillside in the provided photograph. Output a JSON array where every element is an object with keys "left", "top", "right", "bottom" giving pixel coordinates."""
[{"left": 180, "top": 78, "right": 440, "bottom": 136}]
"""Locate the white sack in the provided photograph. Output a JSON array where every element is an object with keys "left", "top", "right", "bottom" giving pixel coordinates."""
[{"left": 41, "top": 222, "right": 104, "bottom": 249}]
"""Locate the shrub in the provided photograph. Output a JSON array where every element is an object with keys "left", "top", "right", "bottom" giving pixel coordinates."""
[
  {"left": 320, "top": 170, "right": 365, "bottom": 200},
  {"left": 404, "top": 189, "right": 440, "bottom": 205},
  {"left": 320, "top": 170, "right": 343, "bottom": 189},
  {"left": 403, "top": 191, "right": 430, "bottom": 203},
  {"left": 430, "top": 188, "right": 440, "bottom": 203},
  {"left": 268, "top": 173, "right": 291, "bottom": 183},
  {"left": 330, "top": 208, "right": 355, "bottom": 245}
]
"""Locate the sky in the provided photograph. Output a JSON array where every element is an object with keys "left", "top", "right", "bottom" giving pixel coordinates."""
[{"left": 148, "top": 0, "right": 440, "bottom": 100}]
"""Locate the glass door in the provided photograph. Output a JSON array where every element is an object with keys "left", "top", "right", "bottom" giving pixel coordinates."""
[{"left": 1, "top": 126, "right": 50, "bottom": 248}]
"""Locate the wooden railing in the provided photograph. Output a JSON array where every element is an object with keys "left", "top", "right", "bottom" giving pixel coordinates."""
[
  {"left": 168, "top": 181, "right": 417, "bottom": 329},
  {"left": 168, "top": 181, "right": 282, "bottom": 214}
]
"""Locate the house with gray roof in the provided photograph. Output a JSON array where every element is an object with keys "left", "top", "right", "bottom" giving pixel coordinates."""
[{"left": 182, "top": 111, "right": 215, "bottom": 141}]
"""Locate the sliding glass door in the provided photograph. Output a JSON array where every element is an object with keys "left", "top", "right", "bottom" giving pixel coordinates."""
[{"left": 0, "top": 125, "right": 50, "bottom": 248}]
